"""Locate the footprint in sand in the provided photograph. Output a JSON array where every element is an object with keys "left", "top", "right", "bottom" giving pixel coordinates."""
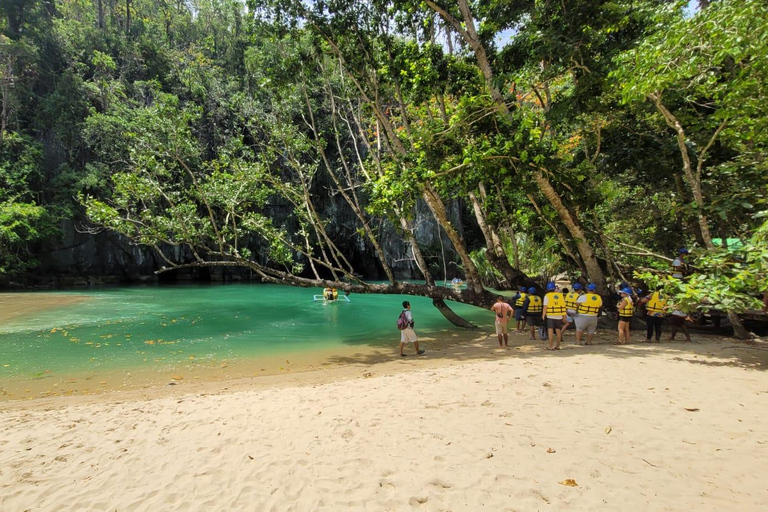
[{"left": 429, "top": 478, "right": 453, "bottom": 489}]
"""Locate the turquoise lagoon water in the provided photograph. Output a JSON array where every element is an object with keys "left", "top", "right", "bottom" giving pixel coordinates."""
[{"left": 0, "top": 284, "right": 492, "bottom": 383}]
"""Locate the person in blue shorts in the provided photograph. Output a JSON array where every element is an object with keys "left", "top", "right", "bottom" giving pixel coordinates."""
[{"left": 512, "top": 286, "right": 528, "bottom": 334}]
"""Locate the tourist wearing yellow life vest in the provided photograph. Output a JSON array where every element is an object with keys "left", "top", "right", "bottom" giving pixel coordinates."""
[
  {"left": 542, "top": 282, "right": 566, "bottom": 350},
  {"left": 512, "top": 285, "right": 528, "bottom": 333},
  {"left": 523, "top": 287, "right": 543, "bottom": 341},
  {"left": 616, "top": 288, "right": 634, "bottom": 345},
  {"left": 639, "top": 287, "right": 667, "bottom": 342},
  {"left": 575, "top": 283, "right": 602, "bottom": 345},
  {"left": 560, "top": 283, "right": 584, "bottom": 335}
]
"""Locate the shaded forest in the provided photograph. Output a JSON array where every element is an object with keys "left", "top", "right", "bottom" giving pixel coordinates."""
[{"left": 0, "top": 0, "right": 766, "bottom": 334}]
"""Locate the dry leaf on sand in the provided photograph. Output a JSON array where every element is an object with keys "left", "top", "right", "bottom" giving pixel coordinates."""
[
  {"left": 605, "top": 426, "right": 612, "bottom": 434},
  {"left": 684, "top": 408, "right": 700, "bottom": 412},
  {"left": 547, "top": 448, "right": 556, "bottom": 453},
  {"left": 559, "top": 479, "right": 578, "bottom": 487}
]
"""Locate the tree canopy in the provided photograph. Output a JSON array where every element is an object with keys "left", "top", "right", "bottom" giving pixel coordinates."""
[{"left": 1, "top": 0, "right": 765, "bottom": 335}]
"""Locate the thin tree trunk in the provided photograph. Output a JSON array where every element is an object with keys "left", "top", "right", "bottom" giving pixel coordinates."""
[
  {"left": 650, "top": 94, "right": 716, "bottom": 250},
  {"left": 532, "top": 168, "right": 606, "bottom": 292},
  {"left": 425, "top": 0, "right": 606, "bottom": 292},
  {"left": 727, "top": 311, "right": 751, "bottom": 340}
]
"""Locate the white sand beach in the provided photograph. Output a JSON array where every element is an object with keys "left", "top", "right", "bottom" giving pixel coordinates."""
[{"left": 2, "top": 332, "right": 767, "bottom": 511}]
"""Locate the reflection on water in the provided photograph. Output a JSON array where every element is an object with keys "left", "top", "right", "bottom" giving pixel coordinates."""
[{"left": 0, "top": 284, "right": 490, "bottom": 384}]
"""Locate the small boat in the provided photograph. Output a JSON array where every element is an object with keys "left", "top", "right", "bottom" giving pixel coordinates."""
[
  {"left": 443, "top": 279, "right": 467, "bottom": 290},
  {"left": 313, "top": 294, "right": 351, "bottom": 303}
]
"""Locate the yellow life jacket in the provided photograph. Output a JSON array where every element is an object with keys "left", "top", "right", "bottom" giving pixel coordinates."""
[
  {"left": 545, "top": 292, "right": 566, "bottom": 316},
  {"left": 646, "top": 292, "right": 667, "bottom": 314},
  {"left": 618, "top": 297, "right": 635, "bottom": 316},
  {"left": 577, "top": 293, "right": 602, "bottom": 316},
  {"left": 526, "top": 295, "right": 543, "bottom": 314},
  {"left": 565, "top": 292, "right": 580, "bottom": 310},
  {"left": 515, "top": 292, "right": 528, "bottom": 307}
]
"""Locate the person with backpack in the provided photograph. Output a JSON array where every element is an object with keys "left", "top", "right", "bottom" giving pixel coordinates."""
[
  {"left": 397, "top": 301, "right": 424, "bottom": 357},
  {"left": 490, "top": 295, "right": 514, "bottom": 347}
]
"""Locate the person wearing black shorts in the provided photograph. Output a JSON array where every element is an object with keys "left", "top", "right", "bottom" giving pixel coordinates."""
[
  {"left": 524, "top": 287, "right": 543, "bottom": 341},
  {"left": 616, "top": 288, "right": 634, "bottom": 344},
  {"left": 542, "top": 282, "right": 566, "bottom": 350}
]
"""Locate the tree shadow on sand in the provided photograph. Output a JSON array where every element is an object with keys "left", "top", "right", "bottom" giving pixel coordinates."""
[{"left": 324, "top": 328, "right": 768, "bottom": 373}]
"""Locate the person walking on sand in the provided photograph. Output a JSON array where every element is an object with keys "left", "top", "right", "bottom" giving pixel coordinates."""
[
  {"left": 616, "top": 288, "right": 634, "bottom": 345},
  {"left": 490, "top": 296, "right": 514, "bottom": 347},
  {"left": 524, "top": 287, "right": 543, "bottom": 341},
  {"left": 542, "top": 282, "right": 566, "bottom": 350},
  {"left": 575, "top": 283, "right": 602, "bottom": 345},
  {"left": 398, "top": 301, "right": 424, "bottom": 357}
]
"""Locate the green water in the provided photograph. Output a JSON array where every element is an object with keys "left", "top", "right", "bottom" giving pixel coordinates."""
[{"left": 0, "top": 284, "right": 491, "bottom": 380}]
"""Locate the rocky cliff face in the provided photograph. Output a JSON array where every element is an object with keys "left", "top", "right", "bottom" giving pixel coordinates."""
[{"left": 3, "top": 198, "right": 466, "bottom": 290}]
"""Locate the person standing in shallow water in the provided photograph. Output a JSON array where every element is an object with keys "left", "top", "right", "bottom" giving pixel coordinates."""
[
  {"left": 399, "top": 301, "right": 424, "bottom": 357},
  {"left": 490, "top": 296, "right": 514, "bottom": 347}
]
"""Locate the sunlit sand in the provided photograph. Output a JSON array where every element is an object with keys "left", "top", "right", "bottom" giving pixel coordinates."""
[{"left": 1, "top": 330, "right": 766, "bottom": 510}]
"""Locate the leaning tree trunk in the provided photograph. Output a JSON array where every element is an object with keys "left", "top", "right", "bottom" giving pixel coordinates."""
[
  {"left": 427, "top": 0, "right": 606, "bottom": 293},
  {"left": 727, "top": 311, "right": 751, "bottom": 340},
  {"left": 532, "top": 169, "right": 608, "bottom": 293}
]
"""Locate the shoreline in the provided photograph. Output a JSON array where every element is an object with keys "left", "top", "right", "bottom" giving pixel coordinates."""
[{"left": 2, "top": 330, "right": 763, "bottom": 409}]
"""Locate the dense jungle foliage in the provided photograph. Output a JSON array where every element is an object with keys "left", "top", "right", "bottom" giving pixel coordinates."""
[{"left": 0, "top": 0, "right": 766, "bottom": 334}]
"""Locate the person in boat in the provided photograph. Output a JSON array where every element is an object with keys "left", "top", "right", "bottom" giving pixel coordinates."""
[
  {"left": 332, "top": 288, "right": 338, "bottom": 300},
  {"left": 324, "top": 287, "right": 334, "bottom": 300}
]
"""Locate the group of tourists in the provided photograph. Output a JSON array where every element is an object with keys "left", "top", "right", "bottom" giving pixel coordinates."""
[
  {"left": 495, "top": 282, "right": 603, "bottom": 350},
  {"left": 397, "top": 248, "right": 698, "bottom": 356},
  {"left": 488, "top": 248, "right": 698, "bottom": 349}
]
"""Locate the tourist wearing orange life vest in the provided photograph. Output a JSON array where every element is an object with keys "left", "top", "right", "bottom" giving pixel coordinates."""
[
  {"left": 616, "top": 287, "right": 634, "bottom": 345},
  {"left": 542, "top": 282, "right": 566, "bottom": 350}
]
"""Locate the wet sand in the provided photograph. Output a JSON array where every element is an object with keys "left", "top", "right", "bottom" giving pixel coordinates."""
[{"left": 0, "top": 293, "right": 88, "bottom": 324}]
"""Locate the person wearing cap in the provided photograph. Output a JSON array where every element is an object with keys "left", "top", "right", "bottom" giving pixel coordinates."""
[
  {"left": 672, "top": 248, "right": 689, "bottom": 279},
  {"left": 523, "top": 287, "right": 543, "bottom": 341},
  {"left": 512, "top": 285, "right": 528, "bottom": 334},
  {"left": 575, "top": 283, "right": 602, "bottom": 345},
  {"left": 639, "top": 287, "right": 667, "bottom": 342},
  {"left": 561, "top": 283, "right": 583, "bottom": 336},
  {"left": 616, "top": 288, "right": 635, "bottom": 344},
  {"left": 542, "top": 282, "right": 566, "bottom": 350}
]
